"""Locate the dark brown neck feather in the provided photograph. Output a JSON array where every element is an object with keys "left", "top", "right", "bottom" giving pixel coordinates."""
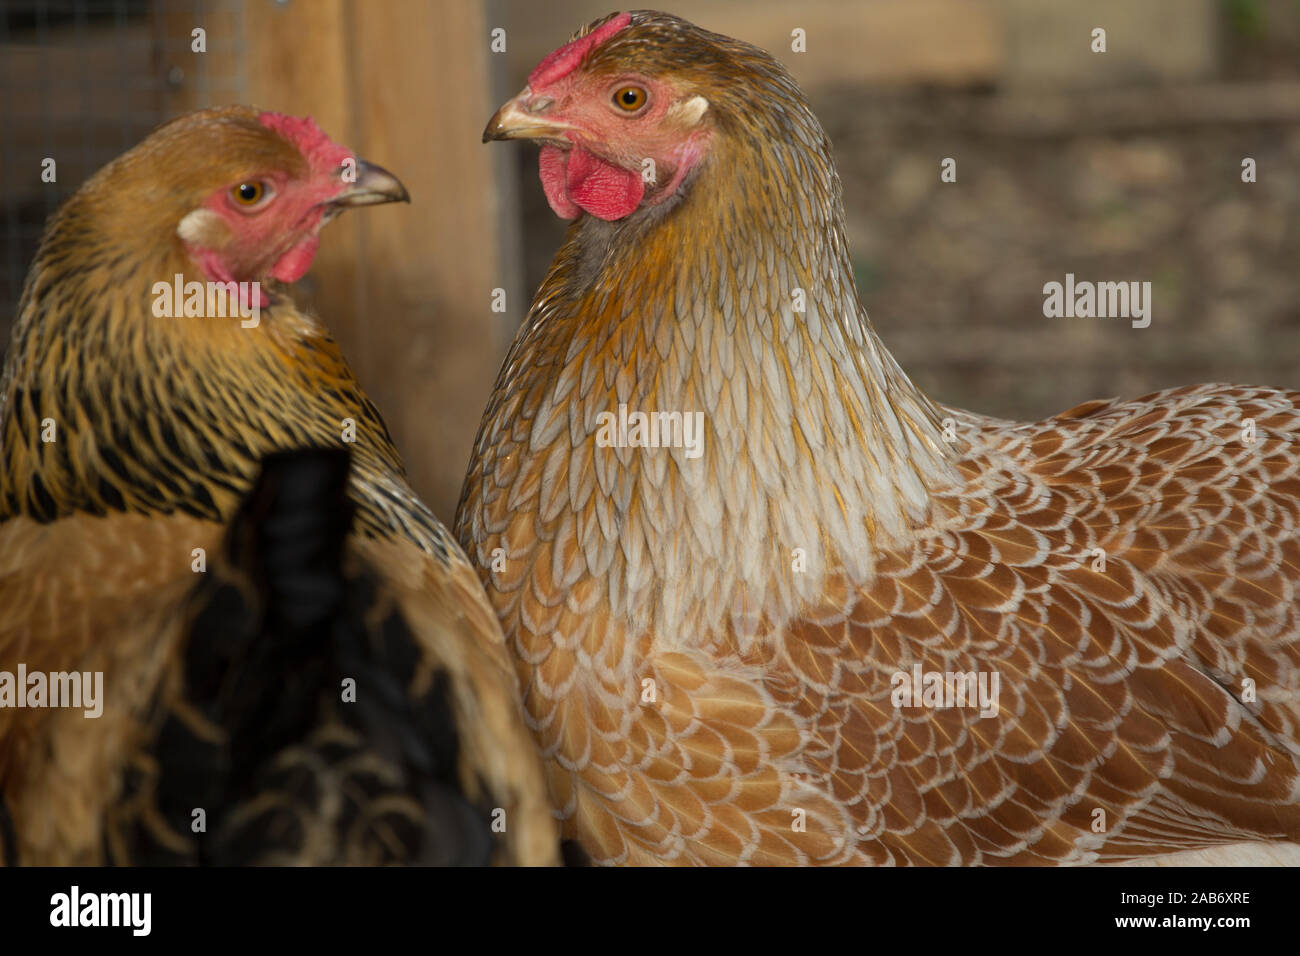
[{"left": 1, "top": 196, "right": 453, "bottom": 562}]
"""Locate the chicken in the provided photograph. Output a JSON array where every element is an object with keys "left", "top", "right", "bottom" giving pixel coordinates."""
[
  {"left": 458, "top": 11, "right": 1300, "bottom": 865},
  {"left": 0, "top": 106, "right": 558, "bottom": 865},
  {"left": 116, "top": 447, "right": 530, "bottom": 865}
]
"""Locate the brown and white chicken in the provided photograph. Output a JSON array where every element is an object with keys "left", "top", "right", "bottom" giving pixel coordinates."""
[
  {"left": 0, "top": 107, "right": 558, "bottom": 865},
  {"left": 458, "top": 10, "right": 1300, "bottom": 865}
]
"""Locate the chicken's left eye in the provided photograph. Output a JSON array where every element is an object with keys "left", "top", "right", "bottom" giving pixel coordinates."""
[
  {"left": 613, "top": 86, "right": 647, "bottom": 112},
  {"left": 232, "top": 182, "right": 266, "bottom": 206}
]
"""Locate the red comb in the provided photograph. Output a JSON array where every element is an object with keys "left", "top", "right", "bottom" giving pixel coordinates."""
[
  {"left": 258, "top": 112, "right": 353, "bottom": 173},
  {"left": 528, "top": 11, "right": 632, "bottom": 89}
]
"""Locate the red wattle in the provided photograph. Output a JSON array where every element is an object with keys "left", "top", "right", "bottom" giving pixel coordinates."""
[
  {"left": 270, "top": 235, "right": 320, "bottom": 283},
  {"left": 539, "top": 145, "right": 582, "bottom": 220},
  {"left": 538, "top": 145, "right": 644, "bottom": 222},
  {"left": 566, "top": 146, "right": 645, "bottom": 221}
]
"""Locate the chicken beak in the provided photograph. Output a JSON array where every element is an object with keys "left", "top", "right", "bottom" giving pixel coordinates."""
[
  {"left": 331, "top": 160, "right": 410, "bottom": 206},
  {"left": 483, "top": 92, "right": 572, "bottom": 143}
]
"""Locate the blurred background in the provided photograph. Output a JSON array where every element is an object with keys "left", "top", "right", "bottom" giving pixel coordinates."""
[{"left": 2, "top": 0, "right": 1298, "bottom": 520}]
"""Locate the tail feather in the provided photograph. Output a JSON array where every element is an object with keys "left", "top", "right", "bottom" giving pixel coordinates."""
[{"left": 114, "top": 448, "right": 499, "bottom": 865}]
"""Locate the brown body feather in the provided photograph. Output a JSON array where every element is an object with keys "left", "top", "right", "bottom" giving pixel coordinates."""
[
  {"left": 0, "top": 107, "right": 558, "bottom": 865},
  {"left": 457, "top": 12, "right": 1300, "bottom": 864}
]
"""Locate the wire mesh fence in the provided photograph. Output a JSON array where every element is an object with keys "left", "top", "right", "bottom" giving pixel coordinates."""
[{"left": 0, "top": 0, "right": 247, "bottom": 345}]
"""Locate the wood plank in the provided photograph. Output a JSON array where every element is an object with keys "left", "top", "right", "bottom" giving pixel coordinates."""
[
  {"left": 349, "top": 0, "right": 516, "bottom": 519},
  {"left": 501, "top": 0, "right": 1003, "bottom": 88}
]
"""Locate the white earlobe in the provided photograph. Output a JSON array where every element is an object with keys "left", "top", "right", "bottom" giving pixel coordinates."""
[
  {"left": 668, "top": 95, "right": 710, "bottom": 126},
  {"left": 176, "top": 208, "right": 224, "bottom": 244}
]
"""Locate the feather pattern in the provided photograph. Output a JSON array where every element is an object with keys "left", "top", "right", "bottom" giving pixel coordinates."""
[
  {"left": 1, "top": 107, "right": 558, "bottom": 865},
  {"left": 458, "top": 12, "right": 1300, "bottom": 865}
]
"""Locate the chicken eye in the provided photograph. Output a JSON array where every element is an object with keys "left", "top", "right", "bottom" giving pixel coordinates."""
[
  {"left": 613, "top": 86, "right": 647, "bottom": 112},
  {"left": 231, "top": 182, "right": 266, "bottom": 207}
]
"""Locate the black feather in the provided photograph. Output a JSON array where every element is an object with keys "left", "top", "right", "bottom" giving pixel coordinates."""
[{"left": 115, "top": 448, "right": 496, "bottom": 866}]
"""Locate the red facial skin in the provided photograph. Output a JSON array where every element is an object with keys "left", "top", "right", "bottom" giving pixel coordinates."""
[
  {"left": 523, "top": 15, "right": 711, "bottom": 222},
  {"left": 183, "top": 112, "right": 354, "bottom": 306}
]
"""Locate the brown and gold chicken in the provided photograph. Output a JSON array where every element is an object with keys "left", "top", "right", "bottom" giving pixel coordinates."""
[
  {"left": 458, "top": 11, "right": 1300, "bottom": 865},
  {"left": 0, "top": 106, "right": 558, "bottom": 865}
]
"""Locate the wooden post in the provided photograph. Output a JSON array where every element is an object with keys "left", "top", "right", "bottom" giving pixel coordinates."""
[{"left": 162, "top": 0, "right": 515, "bottom": 521}]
